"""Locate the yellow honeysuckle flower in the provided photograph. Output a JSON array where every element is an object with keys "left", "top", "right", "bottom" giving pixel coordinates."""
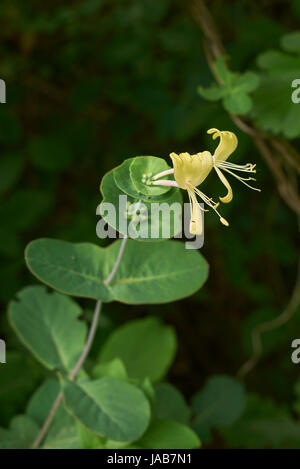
[{"left": 152, "top": 128, "right": 260, "bottom": 235}]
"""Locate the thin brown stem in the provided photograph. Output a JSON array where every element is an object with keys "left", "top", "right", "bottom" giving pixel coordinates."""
[
  {"left": 32, "top": 236, "right": 128, "bottom": 449},
  {"left": 237, "top": 239, "right": 300, "bottom": 379},
  {"left": 189, "top": 0, "right": 300, "bottom": 378},
  {"left": 190, "top": 0, "right": 300, "bottom": 216}
]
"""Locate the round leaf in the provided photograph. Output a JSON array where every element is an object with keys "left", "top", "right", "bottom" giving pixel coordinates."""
[
  {"left": 62, "top": 377, "right": 151, "bottom": 441},
  {"left": 138, "top": 420, "right": 200, "bottom": 449},
  {"left": 192, "top": 375, "right": 246, "bottom": 429},
  {"left": 130, "top": 156, "right": 172, "bottom": 196},
  {"left": 25, "top": 238, "right": 209, "bottom": 304},
  {"left": 99, "top": 317, "right": 177, "bottom": 382},
  {"left": 9, "top": 286, "right": 87, "bottom": 372},
  {"left": 100, "top": 169, "right": 182, "bottom": 241}
]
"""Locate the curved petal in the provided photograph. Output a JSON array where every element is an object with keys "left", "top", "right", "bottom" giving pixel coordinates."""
[
  {"left": 214, "top": 166, "right": 233, "bottom": 203},
  {"left": 207, "top": 128, "right": 238, "bottom": 162}
]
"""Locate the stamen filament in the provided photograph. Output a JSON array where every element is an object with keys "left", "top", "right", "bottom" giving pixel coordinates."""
[
  {"left": 220, "top": 167, "right": 261, "bottom": 192},
  {"left": 217, "top": 161, "right": 256, "bottom": 173},
  {"left": 151, "top": 179, "right": 179, "bottom": 187},
  {"left": 193, "top": 186, "right": 229, "bottom": 227},
  {"left": 152, "top": 169, "right": 175, "bottom": 181}
]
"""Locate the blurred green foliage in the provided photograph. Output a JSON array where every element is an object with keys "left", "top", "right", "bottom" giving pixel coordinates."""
[{"left": 0, "top": 0, "right": 299, "bottom": 448}]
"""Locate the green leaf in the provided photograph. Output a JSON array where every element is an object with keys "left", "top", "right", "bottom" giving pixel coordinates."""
[
  {"left": 214, "top": 56, "right": 234, "bottom": 87},
  {"left": 0, "top": 415, "right": 39, "bottom": 449},
  {"left": 191, "top": 375, "right": 246, "bottom": 441},
  {"left": 223, "top": 91, "right": 252, "bottom": 114},
  {"left": 199, "top": 59, "right": 259, "bottom": 115},
  {"left": 154, "top": 382, "right": 190, "bottom": 424},
  {"left": 76, "top": 422, "right": 106, "bottom": 449},
  {"left": 257, "top": 50, "right": 299, "bottom": 72},
  {"left": 252, "top": 34, "right": 300, "bottom": 138},
  {"left": 9, "top": 286, "right": 87, "bottom": 372},
  {"left": 92, "top": 358, "right": 128, "bottom": 381},
  {"left": 62, "top": 376, "right": 151, "bottom": 441},
  {"left": 25, "top": 238, "right": 209, "bottom": 304},
  {"left": 130, "top": 156, "right": 172, "bottom": 196},
  {"left": 280, "top": 31, "right": 300, "bottom": 53},
  {"left": 138, "top": 377, "right": 155, "bottom": 404},
  {"left": 197, "top": 85, "right": 225, "bottom": 101},
  {"left": 0, "top": 351, "right": 42, "bottom": 426},
  {"left": 99, "top": 317, "right": 177, "bottom": 382},
  {"left": 27, "top": 379, "right": 82, "bottom": 449},
  {"left": 221, "top": 393, "right": 300, "bottom": 449},
  {"left": 114, "top": 158, "right": 177, "bottom": 201},
  {"left": 42, "top": 417, "right": 82, "bottom": 449},
  {"left": 27, "top": 379, "right": 63, "bottom": 425},
  {"left": 234, "top": 72, "right": 260, "bottom": 93},
  {"left": 138, "top": 420, "right": 200, "bottom": 449},
  {"left": 100, "top": 168, "right": 182, "bottom": 241},
  {"left": 25, "top": 239, "right": 112, "bottom": 301}
]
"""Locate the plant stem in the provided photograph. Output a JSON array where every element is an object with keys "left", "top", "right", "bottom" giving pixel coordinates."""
[
  {"left": 69, "top": 300, "right": 102, "bottom": 379},
  {"left": 237, "top": 221, "right": 300, "bottom": 379},
  {"left": 32, "top": 392, "right": 63, "bottom": 449},
  {"left": 32, "top": 236, "right": 128, "bottom": 449}
]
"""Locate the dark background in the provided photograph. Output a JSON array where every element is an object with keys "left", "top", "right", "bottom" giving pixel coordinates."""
[{"left": 0, "top": 0, "right": 299, "bottom": 448}]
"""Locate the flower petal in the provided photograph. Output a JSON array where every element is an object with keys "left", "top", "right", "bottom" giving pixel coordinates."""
[
  {"left": 207, "top": 128, "right": 238, "bottom": 162},
  {"left": 214, "top": 166, "right": 233, "bottom": 203},
  {"left": 188, "top": 189, "right": 203, "bottom": 235},
  {"left": 170, "top": 151, "right": 213, "bottom": 189}
]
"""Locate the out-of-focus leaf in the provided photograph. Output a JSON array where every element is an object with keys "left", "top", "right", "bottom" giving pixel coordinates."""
[
  {"left": 0, "top": 415, "right": 39, "bottom": 449},
  {"left": 0, "top": 351, "right": 42, "bottom": 426},
  {"left": 154, "top": 382, "right": 190, "bottom": 424},
  {"left": 99, "top": 317, "right": 177, "bottom": 382},
  {"left": 191, "top": 375, "right": 246, "bottom": 441},
  {"left": 252, "top": 32, "right": 300, "bottom": 138},
  {"left": 198, "top": 57, "right": 259, "bottom": 115},
  {"left": 92, "top": 358, "right": 128, "bottom": 381},
  {"left": 280, "top": 31, "right": 300, "bottom": 53},
  {"left": 138, "top": 420, "right": 200, "bottom": 449},
  {"left": 221, "top": 393, "right": 300, "bottom": 449}
]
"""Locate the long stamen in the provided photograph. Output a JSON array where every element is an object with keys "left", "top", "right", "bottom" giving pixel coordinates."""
[
  {"left": 187, "top": 189, "right": 207, "bottom": 212},
  {"left": 193, "top": 186, "right": 229, "bottom": 227},
  {"left": 220, "top": 167, "right": 261, "bottom": 192},
  {"left": 218, "top": 161, "right": 256, "bottom": 173}
]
